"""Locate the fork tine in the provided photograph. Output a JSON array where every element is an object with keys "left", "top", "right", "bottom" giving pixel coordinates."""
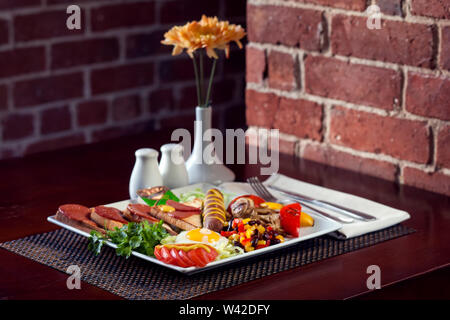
[
  {"left": 250, "top": 177, "right": 274, "bottom": 201},
  {"left": 247, "top": 177, "right": 265, "bottom": 199},
  {"left": 254, "top": 177, "right": 277, "bottom": 201},
  {"left": 250, "top": 177, "right": 267, "bottom": 198}
]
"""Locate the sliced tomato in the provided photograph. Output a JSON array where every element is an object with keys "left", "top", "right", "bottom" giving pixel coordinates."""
[
  {"left": 169, "top": 248, "right": 188, "bottom": 268},
  {"left": 187, "top": 249, "right": 207, "bottom": 267},
  {"left": 153, "top": 246, "right": 162, "bottom": 260},
  {"left": 153, "top": 244, "right": 218, "bottom": 268},
  {"left": 195, "top": 247, "right": 213, "bottom": 265},
  {"left": 159, "top": 246, "right": 175, "bottom": 265},
  {"left": 227, "top": 195, "right": 265, "bottom": 212},
  {"left": 177, "top": 249, "right": 195, "bottom": 267}
]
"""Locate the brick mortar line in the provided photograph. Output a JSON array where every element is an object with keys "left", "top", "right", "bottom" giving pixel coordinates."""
[
  {"left": 0, "top": 51, "right": 245, "bottom": 86},
  {"left": 248, "top": 0, "right": 450, "bottom": 26},
  {"left": 437, "top": 23, "right": 443, "bottom": 69},
  {"left": 68, "top": 102, "right": 78, "bottom": 137},
  {"left": 246, "top": 126, "right": 449, "bottom": 176},
  {"left": 404, "top": 0, "right": 412, "bottom": 19},
  {"left": 83, "top": 68, "right": 91, "bottom": 99},
  {"left": 400, "top": 66, "right": 408, "bottom": 113},
  {"left": 430, "top": 123, "right": 438, "bottom": 167},
  {"left": 0, "top": 19, "right": 202, "bottom": 53},
  {"left": 0, "top": 25, "right": 163, "bottom": 51},
  {"left": 84, "top": 3, "right": 92, "bottom": 36},
  {"left": 246, "top": 82, "right": 450, "bottom": 125},
  {"left": 0, "top": 72, "right": 244, "bottom": 114},
  {"left": 0, "top": 0, "right": 155, "bottom": 17},
  {"left": 323, "top": 10, "right": 332, "bottom": 55},
  {"left": 298, "top": 51, "right": 306, "bottom": 94},
  {"left": 322, "top": 103, "right": 331, "bottom": 144},
  {"left": 247, "top": 42, "right": 450, "bottom": 77},
  {"left": 0, "top": 81, "right": 180, "bottom": 116},
  {"left": 0, "top": 60, "right": 217, "bottom": 88},
  {"left": 2, "top": 100, "right": 239, "bottom": 153}
]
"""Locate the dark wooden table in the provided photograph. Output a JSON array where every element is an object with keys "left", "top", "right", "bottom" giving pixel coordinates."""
[{"left": 0, "top": 129, "right": 449, "bottom": 300}]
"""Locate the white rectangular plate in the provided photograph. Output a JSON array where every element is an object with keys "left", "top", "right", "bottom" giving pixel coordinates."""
[{"left": 47, "top": 183, "right": 342, "bottom": 275}]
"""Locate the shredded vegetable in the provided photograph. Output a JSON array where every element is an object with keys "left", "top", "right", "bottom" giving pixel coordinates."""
[{"left": 179, "top": 188, "right": 234, "bottom": 206}]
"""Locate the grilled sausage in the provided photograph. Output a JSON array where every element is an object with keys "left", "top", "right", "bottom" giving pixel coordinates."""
[{"left": 203, "top": 189, "right": 227, "bottom": 232}]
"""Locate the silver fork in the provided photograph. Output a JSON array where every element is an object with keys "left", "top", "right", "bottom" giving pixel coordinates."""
[{"left": 247, "top": 177, "right": 354, "bottom": 224}]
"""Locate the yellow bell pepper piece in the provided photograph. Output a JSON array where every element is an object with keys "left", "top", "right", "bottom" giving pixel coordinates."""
[
  {"left": 261, "top": 202, "right": 283, "bottom": 210},
  {"left": 300, "top": 212, "right": 315, "bottom": 227}
]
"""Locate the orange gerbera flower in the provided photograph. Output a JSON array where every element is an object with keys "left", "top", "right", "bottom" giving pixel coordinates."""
[{"left": 161, "top": 15, "right": 245, "bottom": 59}]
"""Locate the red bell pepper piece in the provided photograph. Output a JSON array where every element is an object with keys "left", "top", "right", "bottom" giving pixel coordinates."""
[
  {"left": 280, "top": 203, "right": 302, "bottom": 237},
  {"left": 220, "top": 230, "right": 237, "bottom": 237}
]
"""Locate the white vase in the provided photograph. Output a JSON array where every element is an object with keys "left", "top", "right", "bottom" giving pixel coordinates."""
[
  {"left": 159, "top": 143, "right": 189, "bottom": 189},
  {"left": 185, "top": 106, "right": 235, "bottom": 184},
  {"left": 129, "top": 148, "right": 163, "bottom": 200}
]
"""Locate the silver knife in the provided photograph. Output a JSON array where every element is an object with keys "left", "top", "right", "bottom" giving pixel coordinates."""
[{"left": 268, "top": 185, "right": 377, "bottom": 222}]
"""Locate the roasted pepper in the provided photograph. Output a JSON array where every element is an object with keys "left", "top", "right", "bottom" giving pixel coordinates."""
[{"left": 280, "top": 203, "right": 302, "bottom": 237}]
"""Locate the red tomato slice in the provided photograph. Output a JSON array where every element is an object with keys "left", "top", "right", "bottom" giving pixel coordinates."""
[
  {"left": 159, "top": 246, "right": 175, "bottom": 265},
  {"left": 227, "top": 194, "right": 265, "bottom": 212},
  {"left": 169, "top": 248, "right": 188, "bottom": 268},
  {"left": 196, "top": 247, "right": 215, "bottom": 265},
  {"left": 206, "top": 247, "right": 219, "bottom": 261},
  {"left": 177, "top": 249, "right": 195, "bottom": 267},
  {"left": 187, "top": 249, "right": 207, "bottom": 267},
  {"left": 154, "top": 244, "right": 218, "bottom": 268},
  {"left": 153, "top": 246, "right": 162, "bottom": 261}
]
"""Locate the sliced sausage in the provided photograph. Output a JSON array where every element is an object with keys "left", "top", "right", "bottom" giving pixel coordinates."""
[
  {"left": 58, "top": 204, "right": 91, "bottom": 222},
  {"left": 93, "top": 206, "right": 128, "bottom": 224},
  {"left": 56, "top": 204, "right": 105, "bottom": 234},
  {"left": 127, "top": 204, "right": 159, "bottom": 223}
]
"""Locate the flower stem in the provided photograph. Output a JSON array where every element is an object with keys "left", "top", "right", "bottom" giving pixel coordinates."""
[
  {"left": 204, "top": 58, "right": 217, "bottom": 107},
  {"left": 199, "top": 50, "right": 204, "bottom": 106},
  {"left": 192, "top": 54, "right": 202, "bottom": 107}
]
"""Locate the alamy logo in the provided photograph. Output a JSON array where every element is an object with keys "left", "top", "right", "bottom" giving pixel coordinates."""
[
  {"left": 366, "top": 265, "right": 381, "bottom": 289},
  {"left": 366, "top": 5, "right": 382, "bottom": 30},
  {"left": 66, "top": 265, "right": 81, "bottom": 289},
  {"left": 66, "top": 5, "right": 81, "bottom": 30}
]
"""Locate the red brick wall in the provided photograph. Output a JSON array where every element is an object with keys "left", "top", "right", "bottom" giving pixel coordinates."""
[
  {"left": 0, "top": 0, "right": 246, "bottom": 159},
  {"left": 246, "top": 0, "right": 450, "bottom": 196}
]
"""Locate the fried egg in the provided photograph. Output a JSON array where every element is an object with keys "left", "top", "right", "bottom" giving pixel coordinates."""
[{"left": 175, "top": 228, "right": 229, "bottom": 249}]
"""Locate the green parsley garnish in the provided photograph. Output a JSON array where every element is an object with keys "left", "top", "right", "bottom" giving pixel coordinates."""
[{"left": 88, "top": 220, "right": 168, "bottom": 259}]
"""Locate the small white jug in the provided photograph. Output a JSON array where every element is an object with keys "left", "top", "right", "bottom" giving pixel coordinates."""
[
  {"left": 159, "top": 143, "right": 189, "bottom": 189},
  {"left": 129, "top": 148, "right": 163, "bottom": 200}
]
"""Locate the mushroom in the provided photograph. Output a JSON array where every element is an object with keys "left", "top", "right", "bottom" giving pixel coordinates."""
[{"left": 230, "top": 197, "right": 256, "bottom": 219}]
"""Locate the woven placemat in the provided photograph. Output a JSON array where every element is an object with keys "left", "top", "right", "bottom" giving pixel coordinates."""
[{"left": 0, "top": 225, "right": 414, "bottom": 300}]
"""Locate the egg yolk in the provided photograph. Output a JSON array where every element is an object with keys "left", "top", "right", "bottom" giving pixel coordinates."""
[{"left": 186, "top": 228, "right": 221, "bottom": 244}]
